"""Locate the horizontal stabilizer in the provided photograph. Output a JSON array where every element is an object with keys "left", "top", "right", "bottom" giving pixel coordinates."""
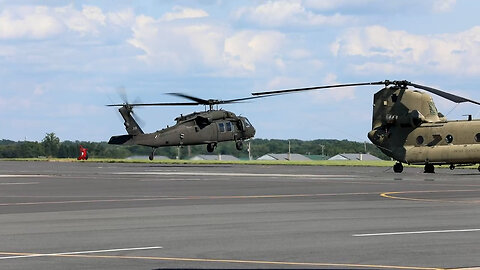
[{"left": 108, "top": 135, "right": 134, "bottom": 145}]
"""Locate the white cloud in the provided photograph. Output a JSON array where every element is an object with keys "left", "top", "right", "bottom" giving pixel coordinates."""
[
  {"left": 332, "top": 25, "right": 480, "bottom": 75},
  {"left": 128, "top": 7, "right": 294, "bottom": 75},
  {"left": 432, "top": 0, "right": 456, "bottom": 13},
  {"left": 308, "top": 73, "right": 356, "bottom": 103},
  {"left": 107, "top": 8, "right": 135, "bottom": 27},
  {"left": 0, "top": 5, "right": 115, "bottom": 39},
  {"left": 235, "top": 0, "right": 352, "bottom": 27},
  {"left": 128, "top": 15, "right": 225, "bottom": 71},
  {"left": 224, "top": 30, "right": 286, "bottom": 72},
  {"left": 56, "top": 5, "right": 107, "bottom": 35},
  {"left": 304, "top": 0, "right": 375, "bottom": 11},
  {"left": 161, "top": 6, "right": 208, "bottom": 21},
  {"left": 0, "top": 6, "right": 63, "bottom": 39}
]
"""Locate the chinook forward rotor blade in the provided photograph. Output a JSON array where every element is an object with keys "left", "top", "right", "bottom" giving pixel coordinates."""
[
  {"left": 408, "top": 82, "right": 480, "bottom": 106},
  {"left": 252, "top": 80, "right": 480, "bottom": 106},
  {"left": 251, "top": 81, "right": 385, "bottom": 96}
]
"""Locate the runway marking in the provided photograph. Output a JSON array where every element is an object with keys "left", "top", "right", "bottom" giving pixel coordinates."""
[
  {"left": 353, "top": 228, "right": 480, "bottom": 237},
  {"left": 381, "top": 189, "right": 480, "bottom": 203},
  {"left": 114, "top": 171, "right": 357, "bottom": 178},
  {"left": 0, "top": 174, "right": 50, "bottom": 178},
  {"left": 0, "top": 251, "right": 442, "bottom": 270},
  {"left": 0, "top": 246, "right": 162, "bottom": 260},
  {"left": 0, "top": 182, "right": 38, "bottom": 185},
  {"left": 0, "top": 192, "right": 378, "bottom": 206}
]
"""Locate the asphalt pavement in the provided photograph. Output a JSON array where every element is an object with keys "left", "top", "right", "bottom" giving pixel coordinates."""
[{"left": 0, "top": 161, "right": 479, "bottom": 269}]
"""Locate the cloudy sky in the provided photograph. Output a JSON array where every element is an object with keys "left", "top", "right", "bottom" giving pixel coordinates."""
[{"left": 2, "top": 0, "right": 480, "bottom": 142}]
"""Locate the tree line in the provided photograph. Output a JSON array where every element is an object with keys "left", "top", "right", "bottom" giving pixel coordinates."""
[{"left": 0, "top": 133, "right": 388, "bottom": 160}]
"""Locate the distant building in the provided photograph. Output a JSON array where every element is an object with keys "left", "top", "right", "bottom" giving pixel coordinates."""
[
  {"left": 126, "top": 155, "right": 171, "bottom": 160},
  {"left": 328, "top": 153, "right": 381, "bottom": 161},
  {"left": 257, "top": 153, "right": 311, "bottom": 161},
  {"left": 190, "top": 154, "right": 239, "bottom": 161},
  {"left": 305, "top": 154, "right": 329, "bottom": 161}
]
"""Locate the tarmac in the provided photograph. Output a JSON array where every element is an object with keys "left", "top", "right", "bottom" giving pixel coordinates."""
[{"left": 0, "top": 160, "right": 479, "bottom": 269}]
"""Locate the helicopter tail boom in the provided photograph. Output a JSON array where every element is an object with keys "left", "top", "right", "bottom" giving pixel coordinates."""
[{"left": 108, "top": 134, "right": 134, "bottom": 145}]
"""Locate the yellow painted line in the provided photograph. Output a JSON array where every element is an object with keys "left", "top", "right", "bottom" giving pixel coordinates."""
[
  {"left": 0, "top": 251, "right": 443, "bottom": 270},
  {"left": 0, "top": 192, "right": 378, "bottom": 206},
  {"left": 381, "top": 189, "right": 480, "bottom": 203}
]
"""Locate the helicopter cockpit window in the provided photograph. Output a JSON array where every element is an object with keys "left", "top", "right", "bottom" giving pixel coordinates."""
[
  {"left": 428, "top": 101, "right": 438, "bottom": 116},
  {"left": 218, "top": 123, "right": 225, "bottom": 132},
  {"left": 226, "top": 122, "right": 233, "bottom": 132},
  {"left": 244, "top": 118, "right": 252, "bottom": 128}
]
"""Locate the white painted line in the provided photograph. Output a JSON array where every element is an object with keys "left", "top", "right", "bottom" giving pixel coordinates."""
[
  {"left": 353, "top": 228, "right": 480, "bottom": 237},
  {"left": 0, "top": 182, "right": 39, "bottom": 185},
  {"left": 115, "top": 171, "right": 356, "bottom": 179},
  {"left": 0, "top": 246, "right": 163, "bottom": 260},
  {"left": 0, "top": 175, "right": 50, "bottom": 178}
]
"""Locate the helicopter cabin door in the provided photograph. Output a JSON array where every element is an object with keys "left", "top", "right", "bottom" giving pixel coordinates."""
[{"left": 216, "top": 121, "right": 235, "bottom": 142}]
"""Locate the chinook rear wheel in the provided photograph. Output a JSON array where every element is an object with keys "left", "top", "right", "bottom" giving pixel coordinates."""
[
  {"left": 149, "top": 148, "right": 157, "bottom": 161},
  {"left": 424, "top": 164, "right": 435, "bottom": 173},
  {"left": 393, "top": 162, "right": 403, "bottom": 173}
]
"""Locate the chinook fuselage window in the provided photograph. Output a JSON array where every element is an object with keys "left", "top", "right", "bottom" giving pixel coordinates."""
[{"left": 218, "top": 123, "right": 225, "bottom": 132}]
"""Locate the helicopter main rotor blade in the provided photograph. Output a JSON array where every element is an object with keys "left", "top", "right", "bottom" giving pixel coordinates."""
[
  {"left": 252, "top": 80, "right": 480, "bottom": 106},
  {"left": 220, "top": 95, "right": 274, "bottom": 104},
  {"left": 251, "top": 81, "right": 385, "bottom": 96},
  {"left": 167, "top": 93, "right": 210, "bottom": 105},
  {"left": 408, "top": 82, "right": 480, "bottom": 106},
  {"left": 106, "top": 102, "right": 199, "bottom": 107}
]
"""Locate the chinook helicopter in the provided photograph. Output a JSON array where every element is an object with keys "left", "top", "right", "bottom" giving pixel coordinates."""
[
  {"left": 252, "top": 80, "right": 480, "bottom": 173},
  {"left": 107, "top": 93, "right": 259, "bottom": 160}
]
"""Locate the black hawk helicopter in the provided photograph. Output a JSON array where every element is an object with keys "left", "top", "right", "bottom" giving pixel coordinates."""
[
  {"left": 107, "top": 93, "right": 259, "bottom": 160},
  {"left": 252, "top": 80, "right": 480, "bottom": 173}
]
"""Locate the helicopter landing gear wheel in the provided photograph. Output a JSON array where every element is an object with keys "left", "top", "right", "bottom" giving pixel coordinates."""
[
  {"left": 235, "top": 140, "right": 243, "bottom": 151},
  {"left": 449, "top": 164, "right": 455, "bottom": 170},
  {"left": 207, "top": 143, "right": 216, "bottom": 153},
  {"left": 393, "top": 162, "right": 403, "bottom": 173},
  {"left": 424, "top": 164, "right": 435, "bottom": 173},
  {"left": 149, "top": 148, "right": 157, "bottom": 161}
]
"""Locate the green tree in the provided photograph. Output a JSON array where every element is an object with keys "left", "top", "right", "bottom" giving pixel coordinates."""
[{"left": 42, "top": 132, "right": 60, "bottom": 157}]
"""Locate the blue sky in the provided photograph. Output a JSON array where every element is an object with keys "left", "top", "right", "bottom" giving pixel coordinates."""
[{"left": 2, "top": 0, "right": 480, "bottom": 142}]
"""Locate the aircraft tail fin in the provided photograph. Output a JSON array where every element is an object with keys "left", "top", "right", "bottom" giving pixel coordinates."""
[{"left": 119, "top": 106, "right": 144, "bottom": 135}]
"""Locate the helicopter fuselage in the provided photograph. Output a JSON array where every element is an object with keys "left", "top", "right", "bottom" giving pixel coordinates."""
[
  {"left": 109, "top": 108, "right": 255, "bottom": 150},
  {"left": 132, "top": 112, "right": 255, "bottom": 148},
  {"left": 371, "top": 120, "right": 480, "bottom": 165}
]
